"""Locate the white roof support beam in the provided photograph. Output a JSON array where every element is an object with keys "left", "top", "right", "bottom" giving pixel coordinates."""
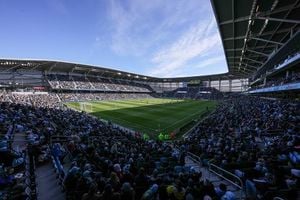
[
  {"left": 256, "top": 16, "right": 300, "bottom": 24},
  {"left": 240, "top": 63, "right": 259, "bottom": 69},
  {"left": 232, "top": 0, "right": 236, "bottom": 69},
  {"left": 232, "top": 70, "right": 249, "bottom": 75},
  {"left": 246, "top": 49, "right": 269, "bottom": 57},
  {"left": 238, "top": 66, "right": 255, "bottom": 72},
  {"left": 219, "top": 3, "right": 300, "bottom": 26},
  {"left": 243, "top": 57, "right": 264, "bottom": 64},
  {"left": 251, "top": 37, "right": 283, "bottom": 46},
  {"left": 223, "top": 28, "right": 292, "bottom": 41},
  {"left": 0, "top": 64, "right": 22, "bottom": 73}
]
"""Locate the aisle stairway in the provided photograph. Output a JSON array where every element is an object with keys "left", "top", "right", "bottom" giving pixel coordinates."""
[
  {"left": 12, "top": 132, "right": 27, "bottom": 152},
  {"left": 185, "top": 156, "right": 246, "bottom": 199},
  {"left": 35, "top": 161, "right": 65, "bottom": 200}
]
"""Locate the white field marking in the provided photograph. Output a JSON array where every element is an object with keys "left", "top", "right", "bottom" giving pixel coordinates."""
[
  {"left": 90, "top": 103, "right": 153, "bottom": 117},
  {"left": 96, "top": 101, "right": 210, "bottom": 133},
  {"left": 132, "top": 100, "right": 206, "bottom": 130},
  {"left": 86, "top": 100, "right": 192, "bottom": 132},
  {"left": 75, "top": 98, "right": 184, "bottom": 112},
  {"left": 67, "top": 103, "right": 156, "bottom": 133},
  {"left": 98, "top": 113, "right": 157, "bottom": 132},
  {"left": 68, "top": 99, "right": 212, "bottom": 134},
  {"left": 95, "top": 98, "right": 182, "bottom": 107},
  {"left": 161, "top": 105, "right": 211, "bottom": 132},
  {"left": 80, "top": 102, "right": 94, "bottom": 113},
  {"left": 90, "top": 99, "right": 186, "bottom": 114}
]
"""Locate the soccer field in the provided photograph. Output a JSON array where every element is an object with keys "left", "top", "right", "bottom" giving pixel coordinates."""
[{"left": 66, "top": 98, "right": 217, "bottom": 139}]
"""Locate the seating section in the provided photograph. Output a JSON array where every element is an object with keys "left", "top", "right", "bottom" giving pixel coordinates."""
[
  {"left": 0, "top": 91, "right": 299, "bottom": 200},
  {"left": 58, "top": 93, "right": 153, "bottom": 102},
  {"left": 0, "top": 94, "right": 218, "bottom": 200},
  {"left": 162, "top": 86, "right": 223, "bottom": 100},
  {"left": 47, "top": 74, "right": 152, "bottom": 92},
  {"left": 179, "top": 96, "right": 300, "bottom": 199},
  {"left": 264, "top": 72, "right": 300, "bottom": 88},
  {"left": 250, "top": 51, "right": 300, "bottom": 91}
]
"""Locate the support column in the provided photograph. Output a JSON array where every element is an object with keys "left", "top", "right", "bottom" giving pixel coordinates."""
[
  {"left": 229, "top": 79, "right": 232, "bottom": 92},
  {"left": 218, "top": 79, "right": 221, "bottom": 91},
  {"left": 12, "top": 70, "right": 16, "bottom": 88}
]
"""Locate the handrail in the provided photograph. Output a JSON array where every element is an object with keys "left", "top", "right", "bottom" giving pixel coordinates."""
[
  {"left": 273, "top": 197, "right": 285, "bottom": 200},
  {"left": 187, "top": 152, "right": 202, "bottom": 164},
  {"left": 209, "top": 163, "right": 244, "bottom": 199},
  {"left": 208, "top": 163, "right": 243, "bottom": 189},
  {"left": 184, "top": 151, "right": 245, "bottom": 199}
]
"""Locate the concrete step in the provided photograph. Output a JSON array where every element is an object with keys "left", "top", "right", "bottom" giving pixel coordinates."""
[
  {"left": 36, "top": 162, "right": 65, "bottom": 200},
  {"left": 185, "top": 156, "right": 246, "bottom": 199}
]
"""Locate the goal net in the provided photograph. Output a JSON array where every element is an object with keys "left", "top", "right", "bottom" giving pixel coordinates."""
[{"left": 79, "top": 102, "right": 93, "bottom": 113}]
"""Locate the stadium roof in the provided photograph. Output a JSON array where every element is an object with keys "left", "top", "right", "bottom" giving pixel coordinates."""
[
  {"left": 211, "top": 0, "right": 300, "bottom": 79},
  {"left": 0, "top": 58, "right": 233, "bottom": 82}
]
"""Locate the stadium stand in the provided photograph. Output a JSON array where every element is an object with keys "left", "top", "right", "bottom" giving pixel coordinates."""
[
  {"left": 179, "top": 96, "right": 299, "bottom": 199},
  {"left": 161, "top": 86, "right": 224, "bottom": 100},
  {"left": 0, "top": 88, "right": 299, "bottom": 200},
  {"left": 0, "top": 0, "right": 300, "bottom": 200},
  {"left": 58, "top": 93, "right": 153, "bottom": 102},
  {"left": 47, "top": 74, "right": 152, "bottom": 92}
]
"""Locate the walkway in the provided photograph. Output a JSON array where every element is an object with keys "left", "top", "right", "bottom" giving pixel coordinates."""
[{"left": 35, "top": 161, "right": 65, "bottom": 200}]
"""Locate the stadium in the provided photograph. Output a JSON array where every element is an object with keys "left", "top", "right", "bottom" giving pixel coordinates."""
[{"left": 0, "top": 0, "right": 299, "bottom": 200}]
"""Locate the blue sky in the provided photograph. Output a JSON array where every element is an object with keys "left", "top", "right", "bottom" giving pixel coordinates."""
[{"left": 0, "top": 0, "right": 228, "bottom": 77}]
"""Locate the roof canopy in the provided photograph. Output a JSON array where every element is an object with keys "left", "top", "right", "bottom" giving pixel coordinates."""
[
  {"left": 0, "top": 58, "right": 233, "bottom": 82},
  {"left": 211, "top": 0, "right": 300, "bottom": 79}
]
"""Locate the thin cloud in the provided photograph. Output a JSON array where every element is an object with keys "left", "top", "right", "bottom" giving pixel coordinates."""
[
  {"left": 149, "top": 18, "right": 223, "bottom": 77},
  {"left": 194, "top": 56, "right": 225, "bottom": 69},
  {"left": 106, "top": 0, "right": 207, "bottom": 56},
  {"left": 93, "top": 0, "right": 227, "bottom": 77}
]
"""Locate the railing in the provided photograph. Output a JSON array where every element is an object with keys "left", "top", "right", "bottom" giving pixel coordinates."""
[
  {"left": 184, "top": 150, "right": 245, "bottom": 200},
  {"left": 186, "top": 152, "right": 202, "bottom": 165},
  {"left": 208, "top": 163, "right": 244, "bottom": 199},
  {"left": 275, "top": 53, "right": 300, "bottom": 70},
  {"left": 26, "top": 149, "right": 38, "bottom": 200},
  {"left": 273, "top": 197, "right": 285, "bottom": 200}
]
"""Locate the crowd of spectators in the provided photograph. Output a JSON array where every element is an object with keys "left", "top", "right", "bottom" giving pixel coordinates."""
[
  {"left": 250, "top": 50, "right": 300, "bottom": 91},
  {"left": 250, "top": 71, "right": 300, "bottom": 90},
  {"left": 47, "top": 75, "right": 152, "bottom": 92},
  {"left": 178, "top": 96, "right": 300, "bottom": 199},
  {"left": 58, "top": 93, "right": 153, "bottom": 102},
  {"left": 0, "top": 92, "right": 240, "bottom": 200},
  {"left": 263, "top": 72, "right": 300, "bottom": 88},
  {"left": 0, "top": 91, "right": 61, "bottom": 108},
  {"left": 273, "top": 52, "right": 300, "bottom": 71},
  {"left": 162, "top": 87, "right": 223, "bottom": 100},
  {"left": 0, "top": 90, "right": 154, "bottom": 106},
  {"left": 0, "top": 90, "right": 299, "bottom": 199}
]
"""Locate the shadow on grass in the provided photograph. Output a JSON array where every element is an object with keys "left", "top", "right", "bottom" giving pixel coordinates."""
[{"left": 86, "top": 100, "right": 217, "bottom": 138}]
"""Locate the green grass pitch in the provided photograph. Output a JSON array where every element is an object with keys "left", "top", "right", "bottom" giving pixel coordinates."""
[{"left": 66, "top": 98, "right": 217, "bottom": 139}]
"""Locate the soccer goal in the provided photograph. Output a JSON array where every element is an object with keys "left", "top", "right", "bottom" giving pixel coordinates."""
[{"left": 79, "top": 102, "right": 93, "bottom": 113}]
